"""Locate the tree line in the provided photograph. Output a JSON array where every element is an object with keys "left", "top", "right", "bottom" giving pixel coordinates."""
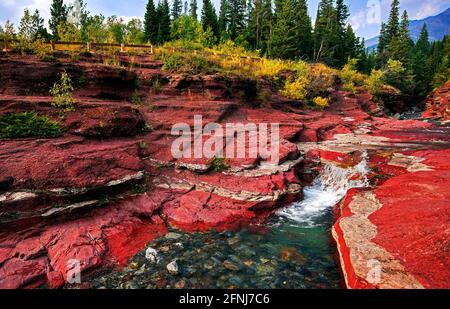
[
  {"left": 375, "top": 0, "right": 449, "bottom": 98},
  {"left": 1, "top": 0, "right": 448, "bottom": 98}
]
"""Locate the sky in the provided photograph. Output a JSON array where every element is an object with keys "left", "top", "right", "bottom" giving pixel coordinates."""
[{"left": 1, "top": 0, "right": 449, "bottom": 39}]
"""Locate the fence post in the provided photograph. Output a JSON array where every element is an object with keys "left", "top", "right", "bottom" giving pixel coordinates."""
[
  {"left": 50, "top": 41, "right": 55, "bottom": 52},
  {"left": 86, "top": 42, "right": 91, "bottom": 52},
  {"left": 120, "top": 43, "right": 125, "bottom": 53},
  {"left": 150, "top": 45, "right": 153, "bottom": 55}
]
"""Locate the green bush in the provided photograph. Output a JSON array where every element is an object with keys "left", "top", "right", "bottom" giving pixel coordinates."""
[
  {"left": 161, "top": 50, "right": 212, "bottom": 74},
  {"left": 209, "top": 157, "right": 230, "bottom": 172},
  {"left": 0, "top": 112, "right": 63, "bottom": 138},
  {"left": 161, "top": 51, "right": 184, "bottom": 72},
  {"left": 50, "top": 71, "right": 75, "bottom": 111}
]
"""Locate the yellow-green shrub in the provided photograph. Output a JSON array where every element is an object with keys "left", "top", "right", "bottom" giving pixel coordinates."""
[
  {"left": 340, "top": 58, "right": 365, "bottom": 94},
  {"left": 313, "top": 96, "right": 330, "bottom": 109},
  {"left": 281, "top": 75, "right": 309, "bottom": 100},
  {"left": 366, "top": 69, "right": 384, "bottom": 95}
]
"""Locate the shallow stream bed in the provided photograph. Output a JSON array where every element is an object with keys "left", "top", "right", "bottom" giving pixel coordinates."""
[{"left": 90, "top": 155, "right": 370, "bottom": 289}]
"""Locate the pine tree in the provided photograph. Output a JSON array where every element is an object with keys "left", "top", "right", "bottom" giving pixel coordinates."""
[
  {"left": 413, "top": 23, "right": 432, "bottom": 97},
  {"left": 335, "top": 0, "right": 350, "bottom": 66},
  {"left": 313, "top": 0, "right": 339, "bottom": 65},
  {"left": 377, "top": 22, "right": 388, "bottom": 66},
  {"left": 144, "top": 0, "right": 157, "bottom": 42},
  {"left": 218, "top": 0, "right": 230, "bottom": 39},
  {"left": 227, "top": 0, "right": 246, "bottom": 41},
  {"left": 156, "top": 0, "right": 171, "bottom": 43},
  {"left": 201, "top": 0, "right": 219, "bottom": 39},
  {"left": 190, "top": 0, "right": 198, "bottom": 20},
  {"left": 294, "top": 0, "right": 312, "bottom": 60},
  {"left": 271, "top": 0, "right": 297, "bottom": 59},
  {"left": 246, "top": 0, "right": 273, "bottom": 52},
  {"left": 31, "top": 10, "right": 49, "bottom": 40},
  {"left": 385, "top": 0, "right": 400, "bottom": 43},
  {"left": 49, "top": 0, "right": 68, "bottom": 40},
  {"left": 389, "top": 10, "right": 413, "bottom": 66},
  {"left": 19, "top": 9, "right": 34, "bottom": 43},
  {"left": 172, "top": 0, "right": 183, "bottom": 19}
]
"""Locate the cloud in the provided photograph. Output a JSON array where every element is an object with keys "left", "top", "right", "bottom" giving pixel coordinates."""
[{"left": 1, "top": 0, "right": 53, "bottom": 27}]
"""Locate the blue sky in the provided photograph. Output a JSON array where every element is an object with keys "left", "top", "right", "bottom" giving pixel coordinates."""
[{"left": 1, "top": 0, "right": 449, "bottom": 39}]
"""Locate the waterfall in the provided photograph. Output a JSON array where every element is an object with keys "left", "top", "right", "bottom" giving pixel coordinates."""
[{"left": 277, "top": 152, "right": 370, "bottom": 227}]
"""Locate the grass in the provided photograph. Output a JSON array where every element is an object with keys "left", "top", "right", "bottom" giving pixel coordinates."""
[{"left": 0, "top": 112, "right": 64, "bottom": 139}]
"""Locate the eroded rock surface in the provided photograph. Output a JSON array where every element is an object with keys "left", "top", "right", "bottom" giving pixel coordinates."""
[{"left": 0, "top": 53, "right": 449, "bottom": 289}]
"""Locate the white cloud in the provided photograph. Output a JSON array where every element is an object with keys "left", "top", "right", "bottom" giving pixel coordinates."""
[{"left": 1, "top": 0, "right": 53, "bottom": 28}]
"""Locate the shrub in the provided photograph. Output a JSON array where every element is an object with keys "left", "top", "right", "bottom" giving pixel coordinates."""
[
  {"left": 161, "top": 50, "right": 213, "bottom": 74},
  {"left": 209, "top": 157, "right": 230, "bottom": 172},
  {"left": 31, "top": 38, "right": 56, "bottom": 62},
  {"left": 131, "top": 91, "right": 143, "bottom": 105},
  {"left": 341, "top": 58, "right": 365, "bottom": 94},
  {"left": 313, "top": 96, "right": 330, "bottom": 109},
  {"left": 383, "top": 59, "right": 414, "bottom": 93},
  {"left": 281, "top": 75, "right": 309, "bottom": 101},
  {"left": 366, "top": 69, "right": 384, "bottom": 95},
  {"left": 50, "top": 71, "right": 75, "bottom": 111},
  {"left": 161, "top": 51, "right": 184, "bottom": 72},
  {"left": 0, "top": 112, "right": 63, "bottom": 138}
]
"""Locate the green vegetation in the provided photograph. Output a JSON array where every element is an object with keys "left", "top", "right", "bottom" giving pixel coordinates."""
[
  {"left": 50, "top": 71, "right": 75, "bottom": 111},
  {"left": 0, "top": 112, "right": 63, "bottom": 138},
  {"left": 377, "top": 0, "right": 450, "bottom": 98},
  {"left": 209, "top": 157, "right": 230, "bottom": 172},
  {"left": 1, "top": 0, "right": 448, "bottom": 105}
]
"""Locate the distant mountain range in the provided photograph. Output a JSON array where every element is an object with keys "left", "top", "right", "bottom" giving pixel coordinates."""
[{"left": 366, "top": 7, "right": 450, "bottom": 51}]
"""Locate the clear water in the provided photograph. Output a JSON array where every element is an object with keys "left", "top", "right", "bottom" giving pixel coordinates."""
[{"left": 92, "top": 153, "right": 370, "bottom": 289}]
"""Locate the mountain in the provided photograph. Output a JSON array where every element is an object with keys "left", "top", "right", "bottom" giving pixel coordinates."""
[{"left": 366, "top": 7, "right": 450, "bottom": 51}]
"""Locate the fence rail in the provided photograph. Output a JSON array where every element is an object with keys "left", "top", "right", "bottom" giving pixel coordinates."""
[{"left": 2, "top": 39, "right": 154, "bottom": 54}]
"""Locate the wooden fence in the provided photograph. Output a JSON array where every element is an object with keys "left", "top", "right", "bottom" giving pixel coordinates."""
[
  {"left": 2, "top": 39, "right": 154, "bottom": 54},
  {"left": 2, "top": 39, "right": 263, "bottom": 64}
]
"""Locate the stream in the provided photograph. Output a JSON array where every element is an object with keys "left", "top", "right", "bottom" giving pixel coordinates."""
[{"left": 91, "top": 154, "right": 370, "bottom": 289}]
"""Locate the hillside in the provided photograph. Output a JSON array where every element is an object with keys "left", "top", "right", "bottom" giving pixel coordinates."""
[{"left": 367, "top": 7, "right": 450, "bottom": 50}]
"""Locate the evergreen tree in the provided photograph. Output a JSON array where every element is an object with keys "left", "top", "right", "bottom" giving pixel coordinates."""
[
  {"left": 201, "top": 0, "right": 219, "bottom": 38},
  {"left": 224, "top": 0, "right": 247, "bottom": 41},
  {"left": 172, "top": 0, "right": 183, "bottom": 19},
  {"left": 218, "top": 0, "right": 230, "bottom": 39},
  {"left": 389, "top": 10, "right": 413, "bottom": 66},
  {"left": 19, "top": 9, "right": 34, "bottom": 43},
  {"left": 313, "top": 0, "right": 339, "bottom": 65},
  {"left": 271, "top": 0, "right": 297, "bottom": 59},
  {"left": 144, "top": 0, "right": 157, "bottom": 42},
  {"left": 294, "top": 0, "right": 313, "bottom": 59},
  {"left": 246, "top": 0, "right": 273, "bottom": 54},
  {"left": 190, "top": 0, "right": 198, "bottom": 20},
  {"left": 49, "top": 0, "right": 68, "bottom": 40},
  {"left": 156, "top": 0, "right": 171, "bottom": 43},
  {"left": 412, "top": 23, "right": 432, "bottom": 97},
  {"left": 31, "top": 10, "right": 49, "bottom": 40},
  {"left": 377, "top": 0, "right": 400, "bottom": 66},
  {"left": 385, "top": 0, "right": 400, "bottom": 43},
  {"left": 335, "top": 0, "right": 350, "bottom": 66},
  {"left": 377, "top": 22, "right": 388, "bottom": 66}
]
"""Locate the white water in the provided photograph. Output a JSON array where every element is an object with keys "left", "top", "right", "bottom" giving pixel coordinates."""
[{"left": 277, "top": 152, "right": 370, "bottom": 227}]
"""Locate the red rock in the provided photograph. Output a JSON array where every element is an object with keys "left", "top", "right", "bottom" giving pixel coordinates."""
[
  {"left": 162, "top": 190, "right": 270, "bottom": 232},
  {"left": 422, "top": 81, "right": 450, "bottom": 121}
]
